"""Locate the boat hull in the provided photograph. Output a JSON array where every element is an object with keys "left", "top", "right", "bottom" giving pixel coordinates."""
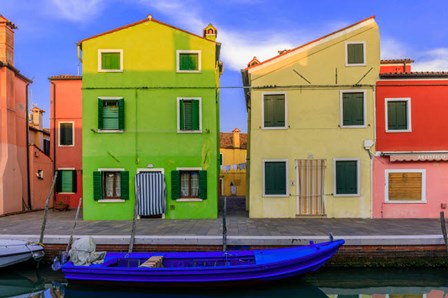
[
  {"left": 0, "top": 240, "right": 45, "bottom": 268},
  {"left": 62, "top": 240, "right": 344, "bottom": 285}
]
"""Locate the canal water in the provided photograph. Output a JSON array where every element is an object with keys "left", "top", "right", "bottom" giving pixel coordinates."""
[{"left": 1, "top": 263, "right": 447, "bottom": 297}]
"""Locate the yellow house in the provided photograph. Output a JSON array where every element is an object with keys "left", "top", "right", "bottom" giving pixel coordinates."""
[
  {"left": 219, "top": 128, "right": 247, "bottom": 197},
  {"left": 242, "top": 17, "right": 380, "bottom": 218}
]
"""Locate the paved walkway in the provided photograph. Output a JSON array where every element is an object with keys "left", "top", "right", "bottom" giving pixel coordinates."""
[{"left": 0, "top": 200, "right": 445, "bottom": 246}]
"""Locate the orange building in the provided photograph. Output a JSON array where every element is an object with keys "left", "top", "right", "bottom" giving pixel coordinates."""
[
  {"left": 0, "top": 15, "right": 32, "bottom": 215},
  {"left": 49, "top": 75, "right": 83, "bottom": 208},
  {"left": 219, "top": 128, "right": 247, "bottom": 197}
]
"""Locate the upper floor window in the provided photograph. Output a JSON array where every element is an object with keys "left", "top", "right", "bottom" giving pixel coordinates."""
[
  {"left": 386, "top": 98, "right": 411, "bottom": 132},
  {"left": 177, "top": 50, "right": 201, "bottom": 72},
  {"left": 98, "top": 97, "right": 124, "bottom": 132},
  {"left": 262, "top": 93, "right": 287, "bottom": 129},
  {"left": 341, "top": 91, "right": 366, "bottom": 127},
  {"left": 177, "top": 98, "right": 201, "bottom": 133},
  {"left": 59, "top": 122, "right": 74, "bottom": 146},
  {"left": 346, "top": 42, "right": 365, "bottom": 66},
  {"left": 98, "top": 49, "right": 123, "bottom": 72}
]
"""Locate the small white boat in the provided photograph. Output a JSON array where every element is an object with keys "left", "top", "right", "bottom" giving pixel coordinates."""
[{"left": 0, "top": 239, "right": 45, "bottom": 268}]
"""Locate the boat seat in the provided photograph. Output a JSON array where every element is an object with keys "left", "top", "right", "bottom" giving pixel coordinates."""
[{"left": 140, "top": 256, "right": 164, "bottom": 268}]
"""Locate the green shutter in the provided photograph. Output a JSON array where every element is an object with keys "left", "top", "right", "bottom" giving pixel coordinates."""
[
  {"left": 179, "top": 100, "right": 185, "bottom": 130},
  {"left": 219, "top": 154, "right": 223, "bottom": 166},
  {"left": 191, "top": 100, "right": 200, "bottom": 130},
  {"left": 347, "top": 43, "right": 364, "bottom": 64},
  {"left": 120, "top": 171, "right": 129, "bottom": 200},
  {"left": 388, "top": 101, "right": 408, "bottom": 130},
  {"left": 102, "top": 52, "right": 120, "bottom": 70},
  {"left": 56, "top": 170, "right": 62, "bottom": 193},
  {"left": 72, "top": 170, "right": 77, "bottom": 193},
  {"left": 93, "top": 171, "right": 103, "bottom": 201},
  {"left": 336, "top": 161, "right": 358, "bottom": 195},
  {"left": 264, "top": 94, "right": 285, "bottom": 127},
  {"left": 98, "top": 99, "right": 104, "bottom": 130},
  {"left": 171, "top": 171, "right": 180, "bottom": 199},
  {"left": 264, "top": 162, "right": 286, "bottom": 195},
  {"left": 343, "top": 93, "right": 364, "bottom": 126},
  {"left": 199, "top": 170, "right": 207, "bottom": 199},
  {"left": 118, "top": 99, "right": 124, "bottom": 130}
]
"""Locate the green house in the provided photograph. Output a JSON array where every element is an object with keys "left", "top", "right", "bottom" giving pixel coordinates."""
[{"left": 78, "top": 16, "right": 222, "bottom": 220}]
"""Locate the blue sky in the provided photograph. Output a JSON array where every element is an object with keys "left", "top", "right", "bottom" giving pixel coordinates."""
[{"left": 3, "top": 0, "right": 448, "bottom": 132}]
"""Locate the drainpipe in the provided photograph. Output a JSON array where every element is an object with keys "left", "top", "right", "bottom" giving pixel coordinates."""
[
  {"left": 26, "top": 82, "right": 31, "bottom": 210},
  {"left": 51, "top": 81, "right": 57, "bottom": 204}
]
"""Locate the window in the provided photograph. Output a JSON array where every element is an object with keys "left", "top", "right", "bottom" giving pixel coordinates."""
[
  {"left": 341, "top": 91, "right": 366, "bottom": 127},
  {"left": 346, "top": 42, "right": 365, "bottom": 65},
  {"left": 263, "top": 160, "right": 287, "bottom": 196},
  {"left": 177, "top": 50, "right": 201, "bottom": 72},
  {"left": 98, "top": 50, "right": 123, "bottom": 72},
  {"left": 56, "top": 169, "right": 77, "bottom": 193},
  {"left": 59, "top": 122, "right": 74, "bottom": 146},
  {"left": 262, "top": 93, "right": 287, "bottom": 129},
  {"left": 334, "top": 159, "right": 359, "bottom": 196},
  {"left": 178, "top": 98, "right": 201, "bottom": 132},
  {"left": 98, "top": 98, "right": 124, "bottom": 131},
  {"left": 171, "top": 170, "right": 207, "bottom": 200},
  {"left": 386, "top": 98, "right": 411, "bottom": 132},
  {"left": 93, "top": 170, "right": 129, "bottom": 201},
  {"left": 385, "top": 170, "right": 426, "bottom": 203}
]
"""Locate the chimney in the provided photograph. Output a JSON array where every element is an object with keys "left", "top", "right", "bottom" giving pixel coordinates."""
[
  {"left": 203, "top": 24, "right": 217, "bottom": 41},
  {"left": 0, "top": 15, "right": 17, "bottom": 65},
  {"left": 30, "top": 106, "right": 44, "bottom": 129},
  {"left": 232, "top": 128, "right": 240, "bottom": 148}
]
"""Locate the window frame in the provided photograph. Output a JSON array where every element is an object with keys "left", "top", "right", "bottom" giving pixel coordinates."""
[
  {"left": 345, "top": 41, "right": 366, "bottom": 66},
  {"left": 385, "top": 169, "right": 426, "bottom": 203},
  {"left": 98, "top": 97, "right": 124, "bottom": 133},
  {"left": 385, "top": 97, "right": 412, "bottom": 133},
  {"left": 261, "top": 92, "right": 288, "bottom": 130},
  {"left": 333, "top": 158, "right": 360, "bottom": 197},
  {"left": 176, "top": 50, "right": 201, "bottom": 73},
  {"left": 340, "top": 90, "right": 367, "bottom": 128},
  {"left": 175, "top": 167, "right": 203, "bottom": 202},
  {"left": 96, "top": 168, "right": 127, "bottom": 202},
  {"left": 58, "top": 121, "right": 75, "bottom": 147},
  {"left": 263, "top": 159, "right": 288, "bottom": 197},
  {"left": 98, "top": 49, "right": 123, "bottom": 72},
  {"left": 177, "top": 97, "right": 202, "bottom": 133}
]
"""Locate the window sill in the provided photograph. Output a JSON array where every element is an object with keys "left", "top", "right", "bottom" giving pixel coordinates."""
[
  {"left": 98, "top": 199, "right": 126, "bottom": 203},
  {"left": 263, "top": 194, "right": 288, "bottom": 198},
  {"left": 340, "top": 125, "right": 367, "bottom": 129},
  {"left": 176, "top": 70, "right": 201, "bottom": 73},
  {"left": 261, "top": 126, "right": 288, "bottom": 130},
  {"left": 333, "top": 194, "right": 360, "bottom": 197},
  {"left": 58, "top": 144, "right": 75, "bottom": 147},
  {"left": 177, "top": 130, "right": 202, "bottom": 134},
  {"left": 386, "top": 130, "right": 412, "bottom": 133},
  {"left": 98, "top": 69, "right": 123, "bottom": 73},
  {"left": 98, "top": 130, "right": 124, "bottom": 133},
  {"left": 176, "top": 198, "right": 203, "bottom": 202},
  {"left": 57, "top": 192, "right": 76, "bottom": 194},
  {"left": 345, "top": 63, "right": 366, "bottom": 67}
]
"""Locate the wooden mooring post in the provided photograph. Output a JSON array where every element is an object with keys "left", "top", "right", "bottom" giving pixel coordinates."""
[{"left": 440, "top": 211, "right": 448, "bottom": 253}]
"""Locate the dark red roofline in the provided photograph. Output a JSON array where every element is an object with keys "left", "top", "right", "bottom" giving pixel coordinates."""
[
  {"left": 380, "top": 59, "right": 414, "bottom": 64},
  {"left": 78, "top": 16, "right": 216, "bottom": 46},
  {"left": 245, "top": 16, "right": 376, "bottom": 71},
  {"left": 49, "top": 74, "right": 82, "bottom": 80},
  {"left": 380, "top": 71, "right": 448, "bottom": 79}
]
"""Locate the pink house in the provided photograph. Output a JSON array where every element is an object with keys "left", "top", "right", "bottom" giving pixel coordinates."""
[
  {"left": 29, "top": 106, "right": 54, "bottom": 209},
  {"left": 0, "top": 15, "right": 32, "bottom": 215},
  {"left": 373, "top": 60, "right": 448, "bottom": 218},
  {"left": 49, "top": 75, "right": 82, "bottom": 208}
]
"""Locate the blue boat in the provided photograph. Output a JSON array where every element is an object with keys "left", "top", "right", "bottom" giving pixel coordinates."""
[{"left": 61, "top": 239, "right": 344, "bottom": 286}]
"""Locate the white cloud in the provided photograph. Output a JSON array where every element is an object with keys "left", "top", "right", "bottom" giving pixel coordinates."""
[
  {"left": 413, "top": 48, "right": 448, "bottom": 71},
  {"left": 380, "top": 37, "right": 410, "bottom": 60},
  {"left": 49, "top": 0, "right": 104, "bottom": 22}
]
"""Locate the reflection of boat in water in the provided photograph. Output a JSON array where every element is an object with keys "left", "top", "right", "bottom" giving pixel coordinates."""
[
  {"left": 65, "top": 280, "right": 328, "bottom": 298},
  {"left": 306, "top": 267, "right": 448, "bottom": 296},
  {"left": 0, "top": 272, "right": 45, "bottom": 298}
]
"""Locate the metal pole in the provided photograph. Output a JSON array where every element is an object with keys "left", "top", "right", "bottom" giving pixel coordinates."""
[
  {"left": 440, "top": 211, "right": 448, "bottom": 253},
  {"left": 222, "top": 196, "right": 227, "bottom": 252},
  {"left": 129, "top": 186, "right": 140, "bottom": 253},
  {"left": 39, "top": 171, "right": 58, "bottom": 244},
  {"left": 66, "top": 197, "right": 82, "bottom": 255}
]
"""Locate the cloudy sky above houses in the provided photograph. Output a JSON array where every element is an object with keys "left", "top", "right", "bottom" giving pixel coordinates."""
[{"left": 3, "top": 0, "right": 448, "bottom": 132}]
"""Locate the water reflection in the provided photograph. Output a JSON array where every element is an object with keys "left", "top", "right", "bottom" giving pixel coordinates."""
[{"left": 1, "top": 264, "right": 447, "bottom": 298}]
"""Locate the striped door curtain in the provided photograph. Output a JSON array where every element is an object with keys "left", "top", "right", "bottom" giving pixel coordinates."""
[
  {"left": 135, "top": 172, "right": 166, "bottom": 216},
  {"left": 297, "top": 159, "right": 326, "bottom": 216}
]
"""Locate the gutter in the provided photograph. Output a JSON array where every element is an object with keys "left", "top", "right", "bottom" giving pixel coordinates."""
[
  {"left": 50, "top": 81, "right": 57, "bottom": 204},
  {"left": 25, "top": 82, "right": 31, "bottom": 210}
]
